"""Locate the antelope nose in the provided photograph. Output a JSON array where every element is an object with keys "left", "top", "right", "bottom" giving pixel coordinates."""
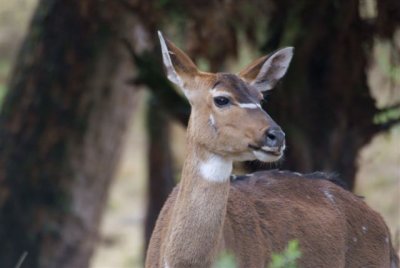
[{"left": 265, "top": 127, "right": 285, "bottom": 148}]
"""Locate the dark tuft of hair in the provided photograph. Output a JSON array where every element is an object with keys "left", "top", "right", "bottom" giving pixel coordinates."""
[{"left": 302, "top": 172, "right": 350, "bottom": 191}]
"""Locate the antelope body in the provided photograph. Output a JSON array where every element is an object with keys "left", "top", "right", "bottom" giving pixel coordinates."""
[{"left": 145, "top": 31, "right": 399, "bottom": 268}]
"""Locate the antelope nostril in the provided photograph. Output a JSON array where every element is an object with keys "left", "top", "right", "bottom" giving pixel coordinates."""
[
  {"left": 267, "top": 133, "right": 276, "bottom": 141},
  {"left": 265, "top": 127, "right": 285, "bottom": 147}
]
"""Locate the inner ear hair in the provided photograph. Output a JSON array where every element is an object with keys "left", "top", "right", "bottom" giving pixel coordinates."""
[
  {"left": 239, "top": 47, "right": 294, "bottom": 92},
  {"left": 158, "top": 31, "right": 198, "bottom": 88}
]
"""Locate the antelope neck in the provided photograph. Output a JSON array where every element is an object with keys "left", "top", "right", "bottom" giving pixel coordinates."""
[
  {"left": 164, "top": 141, "right": 233, "bottom": 266},
  {"left": 182, "top": 141, "right": 233, "bottom": 184}
]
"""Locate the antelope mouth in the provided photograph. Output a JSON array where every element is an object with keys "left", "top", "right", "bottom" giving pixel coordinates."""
[{"left": 248, "top": 144, "right": 284, "bottom": 162}]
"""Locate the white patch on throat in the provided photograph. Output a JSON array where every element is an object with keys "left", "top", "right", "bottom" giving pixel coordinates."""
[
  {"left": 362, "top": 225, "right": 368, "bottom": 233},
  {"left": 238, "top": 102, "right": 261, "bottom": 109},
  {"left": 199, "top": 154, "right": 232, "bottom": 183}
]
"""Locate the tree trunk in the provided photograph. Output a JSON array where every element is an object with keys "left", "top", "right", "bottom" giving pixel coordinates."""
[
  {"left": 0, "top": 1, "right": 136, "bottom": 267},
  {"left": 256, "top": 0, "right": 381, "bottom": 189},
  {"left": 144, "top": 95, "right": 175, "bottom": 256}
]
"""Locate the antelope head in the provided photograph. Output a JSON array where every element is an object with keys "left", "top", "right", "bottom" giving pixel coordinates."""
[{"left": 158, "top": 31, "right": 293, "bottom": 163}]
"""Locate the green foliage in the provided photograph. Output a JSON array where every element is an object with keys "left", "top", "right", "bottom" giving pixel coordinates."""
[
  {"left": 376, "top": 41, "right": 400, "bottom": 83},
  {"left": 269, "top": 240, "right": 301, "bottom": 268},
  {"left": 212, "top": 240, "right": 301, "bottom": 268},
  {"left": 0, "top": 60, "right": 10, "bottom": 107},
  {"left": 212, "top": 252, "right": 237, "bottom": 268},
  {"left": 0, "top": 84, "right": 6, "bottom": 105},
  {"left": 374, "top": 106, "right": 400, "bottom": 125}
]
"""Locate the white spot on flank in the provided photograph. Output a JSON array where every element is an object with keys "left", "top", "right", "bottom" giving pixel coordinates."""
[
  {"left": 362, "top": 225, "right": 368, "bottom": 233},
  {"left": 238, "top": 103, "right": 261, "bottom": 109},
  {"left": 164, "top": 261, "right": 170, "bottom": 268},
  {"left": 199, "top": 154, "right": 232, "bottom": 183},
  {"left": 323, "top": 190, "right": 335, "bottom": 203},
  {"left": 385, "top": 237, "right": 389, "bottom": 244},
  {"left": 353, "top": 237, "right": 357, "bottom": 243}
]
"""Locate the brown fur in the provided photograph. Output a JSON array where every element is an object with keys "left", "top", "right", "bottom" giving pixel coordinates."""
[
  {"left": 146, "top": 34, "right": 399, "bottom": 268},
  {"left": 147, "top": 170, "right": 397, "bottom": 267}
]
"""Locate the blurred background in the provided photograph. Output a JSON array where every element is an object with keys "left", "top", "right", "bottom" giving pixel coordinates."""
[{"left": 0, "top": 0, "right": 399, "bottom": 267}]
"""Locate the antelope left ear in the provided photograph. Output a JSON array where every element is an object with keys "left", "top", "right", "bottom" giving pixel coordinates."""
[
  {"left": 158, "top": 31, "right": 199, "bottom": 97},
  {"left": 238, "top": 47, "right": 294, "bottom": 92}
]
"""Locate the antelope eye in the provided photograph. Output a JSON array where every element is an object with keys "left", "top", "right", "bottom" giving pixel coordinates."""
[{"left": 213, "top": 96, "right": 230, "bottom": 107}]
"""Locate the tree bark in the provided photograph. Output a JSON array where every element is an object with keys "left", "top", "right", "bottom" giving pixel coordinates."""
[
  {"left": 256, "top": 0, "right": 382, "bottom": 189},
  {"left": 0, "top": 0, "right": 136, "bottom": 267},
  {"left": 144, "top": 95, "right": 175, "bottom": 256}
]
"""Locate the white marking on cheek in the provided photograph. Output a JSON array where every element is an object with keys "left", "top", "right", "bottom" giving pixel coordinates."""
[
  {"left": 385, "top": 237, "right": 389, "bottom": 244},
  {"left": 199, "top": 154, "right": 232, "bottom": 183},
  {"left": 323, "top": 190, "right": 335, "bottom": 203},
  {"left": 209, "top": 114, "right": 215, "bottom": 126},
  {"left": 238, "top": 103, "right": 262, "bottom": 109}
]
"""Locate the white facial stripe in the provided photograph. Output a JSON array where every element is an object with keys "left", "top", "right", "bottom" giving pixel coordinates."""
[
  {"left": 211, "top": 88, "right": 262, "bottom": 110},
  {"left": 238, "top": 103, "right": 261, "bottom": 109},
  {"left": 199, "top": 154, "right": 232, "bottom": 183}
]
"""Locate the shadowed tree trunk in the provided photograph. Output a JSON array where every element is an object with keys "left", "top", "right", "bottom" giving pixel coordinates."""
[
  {"left": 258, "top": 0, "right": 385, "bottom": 189},
  {"left": 144, "top": 94, "right": 175, "bottom": 257},
  {"left": 0, "top": 0, "right": 136, "bottom": 267}
]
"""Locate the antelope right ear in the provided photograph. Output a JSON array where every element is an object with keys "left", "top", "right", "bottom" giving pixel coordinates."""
[
  {"left": 238, "top": 47, "right": 294, "bottom": 92},
  {"left": 158, "top": 31, "right": 199, "bottom": 96}
]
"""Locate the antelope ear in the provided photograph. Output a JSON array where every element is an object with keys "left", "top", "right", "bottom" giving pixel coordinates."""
[
  {"left": 238, "top": 47, "right": 294, "bottom": 92},
  {"left": 158, "top": 31, "right": 199, "bottom": 95}
]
